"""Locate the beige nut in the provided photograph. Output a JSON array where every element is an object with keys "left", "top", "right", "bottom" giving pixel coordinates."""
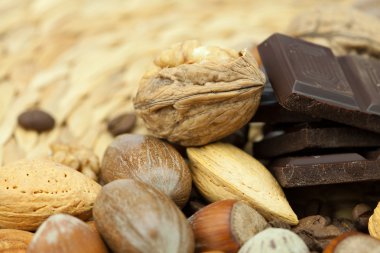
[
  {"left": 0, "top": 159, "right": 101, "bottom": 231},
  {"left": 134, "top": 40, "right": 265, "bottom": 146},
  {"left": 369, "top": 202, "right": 380, "bottom": 239},
  {"left": 0, "top": 229, "right": 33, "bottom": 252},
  {"left": 187, "top": 142, "right": 298, "bottom": 225}
]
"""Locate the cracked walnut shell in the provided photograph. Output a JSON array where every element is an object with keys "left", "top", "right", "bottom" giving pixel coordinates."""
[
  {"left": 50, "top": 143, "right": 100, "bottom": 181},
  {"left": 133, "top": 41, "right": 265, "bottom": 146}
]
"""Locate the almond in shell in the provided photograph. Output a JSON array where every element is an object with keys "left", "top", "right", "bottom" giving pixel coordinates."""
[
  {"left": 0, "top": 159, "right": 101, "bottom": 231},
  {"left": 187, "top": 142, "right": 298, "bottom": 225}
]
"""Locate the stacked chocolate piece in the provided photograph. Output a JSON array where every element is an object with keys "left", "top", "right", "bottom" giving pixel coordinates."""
[
  {"left": 254, "top": 33, "right": 380, "bottom": 188},
  {"left": 252, "top": 33, "right": 380, "bottom": 251}
]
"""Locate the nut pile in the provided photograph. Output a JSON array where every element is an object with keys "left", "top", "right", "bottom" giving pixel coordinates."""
[{"left": 1, "top": 5, "right": 380, "bottom": 253}]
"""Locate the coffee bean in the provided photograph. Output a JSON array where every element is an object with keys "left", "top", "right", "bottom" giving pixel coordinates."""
[
  {"left": 107, "top": 113, "right": 136, "bottom": 136},
  {"left": 18, "top": 109, "right": 55, "bottom": 132}
]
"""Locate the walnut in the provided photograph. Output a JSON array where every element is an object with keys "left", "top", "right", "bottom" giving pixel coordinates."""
[
  {"left": 133, "top": 41, "right": 265, "bottom": 146},
  {"left": 50, "top": 143, "right": 100, "bottom": 181},
  {"left": 287, "top": 5, "right": 380, "bottom": 58}
]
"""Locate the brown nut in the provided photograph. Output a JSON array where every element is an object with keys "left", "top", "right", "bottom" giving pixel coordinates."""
[
  {"left": 0, "top": 229, "right": 33, "bottom": 252},
  {"left": 100, "top": 134, "right": 192, "bottom": 207},
  {"left": 0, "top": 159, "right": 101, "bottom": 231},
  {"left": 187, "top": 142, "right": 298, "bottom": 225},
  {"left": 238, "top": 228, "right": 309, "bottom": 253},
  {"left": 323, "top": 231, "right": 380, "bottom": 253},
  {"left": 189, "top": 199, "right": 267, "bottom": 253},
  {"left": 27, "top": 214, "right": 108, "bottom": 253},
  {"left": 133, "top": 40, "right": 265, "bottom": 146},
  {"left": 93, "top": 179, "right": 194, "bottom": 253}
]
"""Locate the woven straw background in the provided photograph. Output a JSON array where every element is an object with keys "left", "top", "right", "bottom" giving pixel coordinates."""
[{"left": 0, "top": 0, "right": 356, "bottom": 165}]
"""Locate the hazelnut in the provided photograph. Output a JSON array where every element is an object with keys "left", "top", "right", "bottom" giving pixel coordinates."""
[
  {"left": 93, "top": 179, "right": 194, "bottom": 253},
  {"left": 323, "top": 231, "right": 380, "bottom": 253},
  {"left": 189, "top": 199, "right": 267, "bottom": 253},
  {"left": 100, "top": 134, "right": 192, "bottom": 207},
  {"left": 27, "top": 214, "right": 108, "bottom": 253}
]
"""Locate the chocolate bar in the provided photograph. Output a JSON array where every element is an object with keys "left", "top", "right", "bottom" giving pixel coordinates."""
[
  {"left": 257, "top": 33, "right": 380, "bottom": 133},
  {"left": 270, "top": 152, "right": 380, "bottom": 188},
  {"left": 254, "top": 123, "right": 380, "bottom": 158},
  {"left": 253, "top": 83, "right": 319, "bottom": 124}
]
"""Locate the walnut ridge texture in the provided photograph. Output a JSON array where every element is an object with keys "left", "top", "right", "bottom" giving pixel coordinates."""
[{"left": 134, "top": 41, "right": 265, "bottom": 146}]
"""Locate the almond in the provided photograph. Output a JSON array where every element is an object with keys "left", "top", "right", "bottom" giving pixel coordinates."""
[
  {"left": 0, "top": 159, "right": 101, "bottom": 231},
  {"left": 0, "top": 229, "right": 33, "bottom": 252},
  {"left": 27, "top": 214, "right": 108, "bottom": 253},
  {"left": 187, "top": 142, "right": 298, "bottom": 225}
]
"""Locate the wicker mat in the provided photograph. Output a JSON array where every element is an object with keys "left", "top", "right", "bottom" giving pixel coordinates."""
[{"left": 0, "top": 0, "right": 355, "bottom": 165}]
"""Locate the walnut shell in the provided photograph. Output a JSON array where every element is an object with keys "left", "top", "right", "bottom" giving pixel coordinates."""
[
  {"left": 287, "top": 5, "right": 380, "bottom": 58},
  {"left": 133, "top": 41, "right": 265, "bottom": 146}
]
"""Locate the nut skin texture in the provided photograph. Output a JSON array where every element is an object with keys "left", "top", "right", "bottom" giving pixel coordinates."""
[
  {"left": 187, "top": 142, "right": 298, "bottom": 225},
  {"left": 134, "top": 41, "right": 265, "bottom": 147},
  {"left": 189, "top": 199, "right": 268, "bottom": 253},
  {"left": 323, "top": 231, "right": 380, "bottom": 253},
  {"left": 0, "top": 159, "right": 101, "bottom": 231},
  {"left": 238, "top": 228, "right": 309, "bottom": 253},
  {"left": 100, "top": 134, "right": 192, "bottom": 208},
  {"left": 0, "top": 229, "right": 33, "bottom": 252},
  {"left": 27, "top": 214, "right": 108, "bottom": 253},
  {"left": 93, "top": 179, "right": 194, "bottom": 253}
]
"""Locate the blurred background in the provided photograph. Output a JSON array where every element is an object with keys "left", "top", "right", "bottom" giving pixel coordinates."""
[{"left": 0, "top": 0, "right": 376, "bottom": 165}]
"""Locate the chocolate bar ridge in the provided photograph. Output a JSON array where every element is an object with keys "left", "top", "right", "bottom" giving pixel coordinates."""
[
  {"left": 270, "top": 153, "right": 380, "bottom": 188},
  {"left": 254, "top": 124, "right": 380, "bottom": 158},
  {"left": 258, "top": 33, "right": 380, "bottom": 133}
]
